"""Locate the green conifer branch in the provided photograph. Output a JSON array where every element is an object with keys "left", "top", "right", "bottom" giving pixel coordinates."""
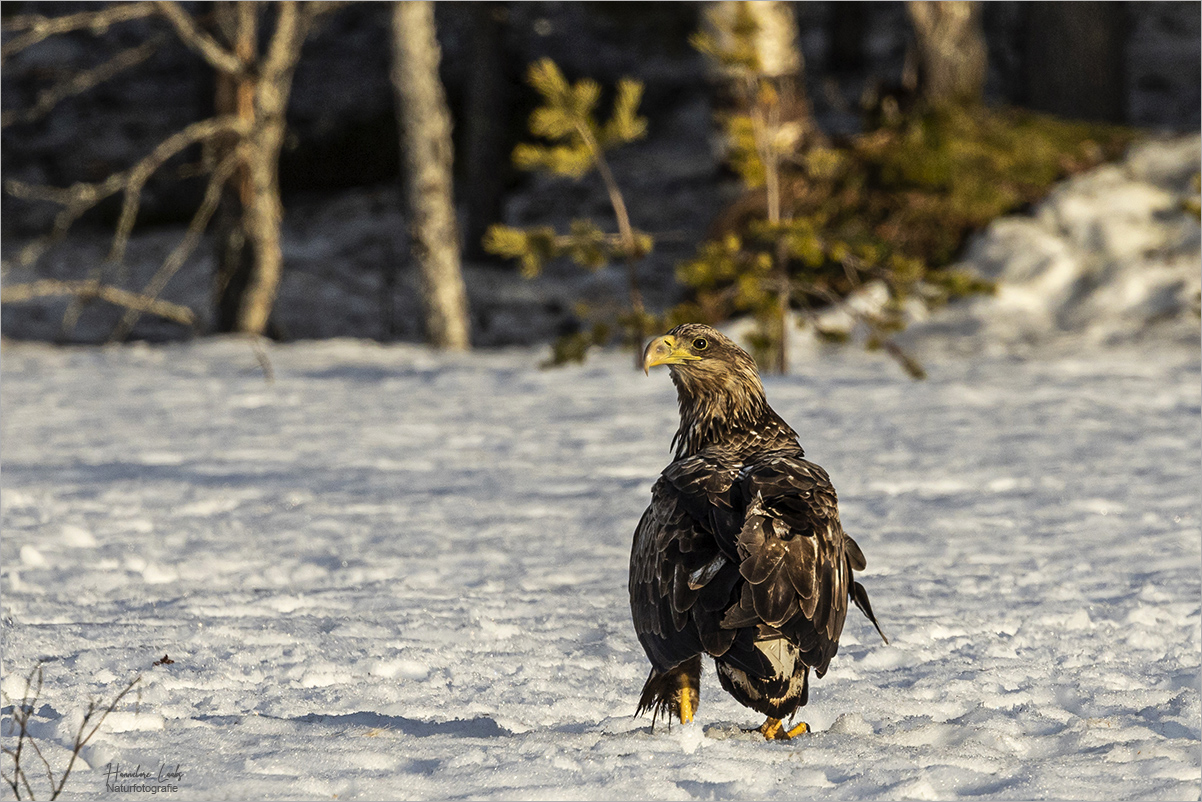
[{"left": 483, "top": 58, "right": 655, "bottom": 366}]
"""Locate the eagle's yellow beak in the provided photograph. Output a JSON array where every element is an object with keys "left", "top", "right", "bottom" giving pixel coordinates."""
[{"left": 642, "top": 335, "right": 701, "bottom": 375}]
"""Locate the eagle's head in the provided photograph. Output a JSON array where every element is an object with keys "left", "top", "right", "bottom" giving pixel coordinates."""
[{"left": 643, "top": 323, "right": 771, "bottom": 456}]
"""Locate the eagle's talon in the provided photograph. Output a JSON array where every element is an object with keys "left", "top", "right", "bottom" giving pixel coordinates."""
[
  {"left": 755, "top": 717, "right": 784, "bottom": 739},
  {"left": 783, "top": 721, "right": 809, "bottom": 739},
  {"left": 747, "top": 717, "right": 809, "bottom": 740}
]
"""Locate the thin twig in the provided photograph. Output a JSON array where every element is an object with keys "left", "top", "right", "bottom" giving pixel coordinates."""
[
  {"left": 107, "top": 116, "right": 249, "bottom": 267},
  {"left": 51, "top": 675, "right": 141, "bottom": 799},
  {"left": 22, "top": 731, "right": 56, "bottom": 799},
  {"left": 4, "top": 116, "right": 243, "bottom": 338},
  {"left": 880, "top": 339, "right": 927, "bottom": 380},
  {"left": 0, "top": 664, "right": 43, "bottom": 801},
  {"left": 153, "top": 1, "right": 245, "bottom": 75},
  {"left": 1, "top": 3, "right": 156, "bottom": 62},
  {"left": 109, "top": 152, "right": 240, "bottom": 341},
  {"left": 750, "top": 84, "right": 790, "bottom": 374},
  {"left": 249, "top": 335, "right": 274, "bottom": 383},
  {"left": 4, "top": 173, "right": 127, "bottom": 272},
  {"left": 1, "top": 748, "right": 24, "bottom": 800},
  {"left": 2, "top": 36, "right": 165, "bottom": 129},
  {"left": 2, "top": 115, "right": 247, "bottom": 271},
  {"left": 800, "top": 283, "right": 927, "bottom": 379},
  {"left": 2, "top": 280, "right": 196, "bottom": 327},
  {"left": 573, "top": 120, "right": 647, "bottom": 361}
]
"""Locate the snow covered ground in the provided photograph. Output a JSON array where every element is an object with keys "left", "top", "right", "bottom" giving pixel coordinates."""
[{"left": 2, "top": 334, "right": 1199, "bottom": 800}]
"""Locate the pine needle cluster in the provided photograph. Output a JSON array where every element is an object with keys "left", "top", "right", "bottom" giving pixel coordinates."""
[
  {"left": 483, "top": 59, "right": 650, "bottom": 278},
  {"left": 483, "top": 58, "right": 655, "bottom": 365}
]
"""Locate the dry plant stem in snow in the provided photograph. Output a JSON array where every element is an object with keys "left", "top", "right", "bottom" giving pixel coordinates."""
[{"left": 1, "top": 664, "right": 142, "bottom": 801}]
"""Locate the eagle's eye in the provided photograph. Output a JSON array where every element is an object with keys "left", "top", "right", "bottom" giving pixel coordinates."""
[{"left": 693, "top": 338, "right": 708, "bottom": 351}]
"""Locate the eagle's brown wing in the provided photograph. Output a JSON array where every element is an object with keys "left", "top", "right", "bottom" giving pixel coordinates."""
[
  {"left": 719, "top": 454, "right": 873, "bottom": 675},
  {"left": 629, "top": 453, "right": 745, "bottom": 673},
  {"left": 630, "top": 451, "right": 882, "bottom": 679}
]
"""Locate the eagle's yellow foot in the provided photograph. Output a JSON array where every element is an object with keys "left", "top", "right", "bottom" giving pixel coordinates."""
[
  {"left": 677, "top": 680, "right": 697, "bottom": 724},
  {"left": 749, "top": 717, "right": 809, "bottom": 740},
  {"left": 783, "top": 721, "right": 809, "bottom": 738},
  {"left": 759, "top": 718, "right": 784, "bottom": 739}
]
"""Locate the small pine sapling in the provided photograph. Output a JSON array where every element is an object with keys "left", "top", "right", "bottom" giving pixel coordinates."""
[
  {"left": 684, "top": 3, "right": 977, "bottom": 377},
  {"left": 691, "top": 2, "right": 807, "bottom": 374},
  {"left": 484, "top": 59, "right": 655, "bottom": 366}
]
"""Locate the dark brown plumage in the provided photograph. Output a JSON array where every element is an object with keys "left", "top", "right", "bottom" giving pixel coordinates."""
[{"left": 631, "top": 323, "right": 885, "bottom": 738}]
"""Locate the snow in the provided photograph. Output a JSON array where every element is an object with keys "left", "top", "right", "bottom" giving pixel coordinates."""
[
  {"left": 2, "top": 333, "right": 1199, "bottom": 800},
  {"left": 897, "top": 135, "right": 1202, "bottom": 358}
]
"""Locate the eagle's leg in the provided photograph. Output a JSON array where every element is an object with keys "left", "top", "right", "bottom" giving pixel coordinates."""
[
  {"left": 675, "top": 657, "right": 701, "bottom": 725},
  {"left": 679, "top": 684, "right": 695, "bottom": 724},
  {"left": 639, "top": 655, "right": 702, "bottom": 729}
]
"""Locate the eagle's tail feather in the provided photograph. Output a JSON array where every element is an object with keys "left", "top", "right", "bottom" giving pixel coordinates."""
[
  {"left": 851, "top": 581, "right": 888, "bottom": 644},
  {"left": 636, "top": 655, "right": 702, "bottom": 727}
]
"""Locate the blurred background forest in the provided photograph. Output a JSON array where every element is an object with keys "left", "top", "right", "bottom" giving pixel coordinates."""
[{"left": 2, "top": 1, "right": 1199, "bottom": 371}]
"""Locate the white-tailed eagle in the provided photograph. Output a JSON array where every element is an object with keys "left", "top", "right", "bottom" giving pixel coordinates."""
[{"left": 631, "top": 323, "right": 886, "bottom": 740}]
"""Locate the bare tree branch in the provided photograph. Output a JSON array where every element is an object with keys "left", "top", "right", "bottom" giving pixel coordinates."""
[
  {"left": 5, "top": 115, "right": 244, "bottom": 338},
  {"left": 4, "top": 172, "right": 125, "bottom": 208},
  {"left": 153, "top": 0, "right": 245, "bottom": 75},
  {"left": 3, "top": 115, "right": 248, "bottom": 273},
  {"left": 2, "top": 36, "right": 165, "bottom": 129},
  {"left": 2, "top": 279, "right": 197, "bottom": 327},
  {"left": 1, "top": 3, "right": 157, "bottom": 62},
  {"left": 109, "top": 153, "right": 240, "bottom": 341},
  {"left": 2, "top": 2, "right": 338, "bottom": 341},
  {"left": 107, "top": 115, "right": 248, "bottom": 267},
  {"left": 260, "top": 2, "right": 305, "bottom": 84}
]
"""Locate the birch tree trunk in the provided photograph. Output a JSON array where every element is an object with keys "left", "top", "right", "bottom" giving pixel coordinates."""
[
  {"left": 390, "top": 1, "right": 471, "bottom": 350},
  {"left": 208, "top": 1, "right": 312, "bottom": 336},
  {"left": 906, "top": 1, "right": 987, "bottom": 107},
  {"left": 704, "top": 0, "right": 814, "bottom": 136},
  {"left": 236, "top": 2, "right": 308, "bottom": 335}
]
